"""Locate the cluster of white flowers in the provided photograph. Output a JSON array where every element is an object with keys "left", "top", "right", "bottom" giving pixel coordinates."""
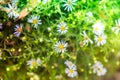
[
  {"left": 65, "top": 60, "right": 77, "bottom": 78},
  {"left": 27, "top": 58, "right": 41, "bottom": 69},
  {"left": 3, "top": 0, "right": 111, "bottom": 78},
  {"left": 91, "top": 61, "right": 107, "bottom": 76},
  {"left": 80, "top": 21, "right": 107, "bottom": 47},
  {"left": 55, "top": 22, "right": 68, "bottom": 53},
  {"left": 12, "top": 15, "right": 42, "bottom": 37},
  {"left": 112, "top": 19, "right": 120, "bottom": 34},
  {"left": 92, "top": 21, "right": 106, "bottom": 46},
  {"left": 7, "top": 3, "right": 19, "bottom": 19}
]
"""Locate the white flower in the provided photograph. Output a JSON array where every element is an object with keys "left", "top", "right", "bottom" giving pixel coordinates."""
[
  {"left": 91, "top": 61, "right": 103, "bottom": 74},
  {"left": 85, "top": 11, "right": 95, "bottom": 23},
  {"left": 28, "top": 72, "right": 39, "bottom": 80},
  {"left": 65, "top": 66, "right": 77, "bottom": 78},
  {"left": 97, "top": 68, "right": 107, "bottom": 76},
  {"left": 54, "top": 41, "right": 68, "bottom": 53},
  {"left": 92, "top": 21, "right": 104, "bottom": 35},
  {"left": 14, "top": 24, "right": 22, "bottom": 37},
  {"left": 64, "top": 60, "right": 75, "bottom": 68},
  {"left": 81, "top": 31, "right": 93, "bottom": 45},
  {"left": 27, "top": 58, "right": 41, "bottom": 69},
  {"left": 91, "top": 61, "right": 107, "bottom": 76},
  {"left": 7, "top": 3, "right": 19, "bottom": 19},
  {"left": 112, "top": 19, "right": 120, "bottom": 34},
  {"left": 94, "top": 34, "right": 106, "bottom": 46},
  {"left": 28, "top": 15, "right": 42, "bottom": 28},
  {"left": 57, "top": 22, "right": 68, "bottom": 34},
  {"left": 63, "top": 0, "right": 77, "bottom": 12}
]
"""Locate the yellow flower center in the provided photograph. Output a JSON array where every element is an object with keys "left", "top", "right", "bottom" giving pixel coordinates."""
[
  {"left": 98, "top": 69, "right": 103, "bottom": 73},
  {"left": 60, "top": 26, "right": 65, "bottom": 31},
  {"left": 58, "top": 44, "right": 64, "bottom": 50},
  {"left": 10, "top": 8, "right": 14, "bottom": 12},
  {"left": 79, "top": 42, "right": 84, "bottom": 47},
  {"left": 32, "top": 61, "right": 37, "bottom": 66},
  {"left": 67, "top": 0, "right": 71, "bottom": 4},
  {"left": 16, "top": 27, "right": 22, "bottom": 32},
  {"left": 84, "top": 36, "right": 89, "bottom": 40},
  {"left": 33, "top": 19, "right": 38, "bottom": 24},
  {"left": 69, "top": 69, "right": 74, "bottom": 74},
  {"left": 95, "top": 27, "right": 99, "bottom": 31},
  {"left": 98, "top": 36, "right": 103, "bottom": 42},
  {"left": 117, "top": 25, "right": 120, "bottom": 28}
]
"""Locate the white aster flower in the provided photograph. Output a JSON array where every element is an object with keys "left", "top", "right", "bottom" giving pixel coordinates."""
[
  {"left": 92, "top": 21, "right": 104, "bottom": 35},
  {"left": 14, "top": 24, "right": 22, "bottom": 37},
  {"left": 97, "top": 67, "right": 107, "bottom": 76},
  {"left": 65, "top": 66, "right": 77, "bottom": 78},
  {"left": 94, "top": 34, "right": 106, "bottom": 46},
  {"left": 91, "top": 61, "right": 103, "bottom": 74},
  {"left": 7, "top": 3, "right": 19, "bottom": 19},
  {"left": 63, "top": 0, "right": 77, "bottom": 12},
  {"left": 57, "top": 22, "right": 68, "bottom": 34},
  {"left": 91, "top": 61, "right": 107, "bottom": 76},
  {"left": 54, "top": 41, "right": 68, "bottom": 53},
  {"left": 64, "top": 60, "right": 75, "bottom": 68},
  {"left": 85, "top": 11, "right": 95, "bottom": 23},
  {"left": 28, "top": 72, "right": 40, "bottom": 80},
  {"left": 112, "top": 19, "right": 120, "bottom": 34},
  {"left": 27, "top": 58, "right": 41, "bottom": 69},
  {"left": 81, "top": 31, "right": 93, "bottom": 45},
  {"left": 28, "top": 15, "right": 42, "bottom": 29}
]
